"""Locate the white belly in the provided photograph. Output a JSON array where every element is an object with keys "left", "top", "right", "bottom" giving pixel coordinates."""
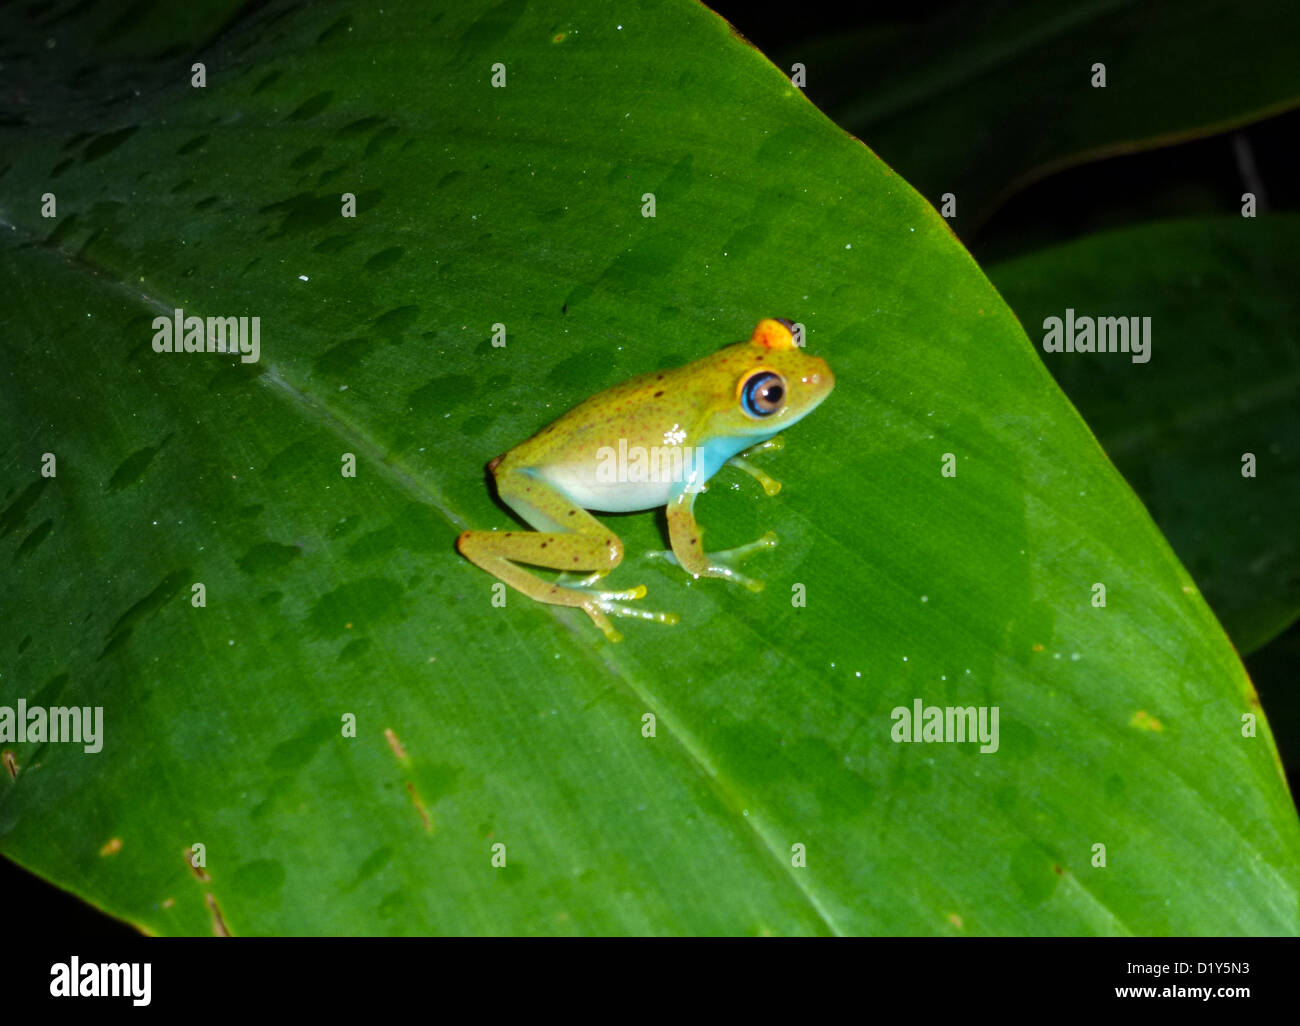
[{"left": 535, "top": 461, "right": 678, "bottom": 513}]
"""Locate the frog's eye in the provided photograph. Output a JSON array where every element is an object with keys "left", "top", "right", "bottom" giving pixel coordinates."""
[{"left": 740, "top": 371, "right": 786, "bottom": 418}]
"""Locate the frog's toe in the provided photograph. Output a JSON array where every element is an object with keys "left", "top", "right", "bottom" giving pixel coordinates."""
[
  {"left": 723, "top": 531, "right": 778, "bottom": 561},
  {"left": 709, "top": 563, "right": 766, "bottom": 592},
  {"left": 558, "top": 580, "right": 645, "bottom": 602},
  {"left": 647, "top": 531, "right": 777, "bottom": 590},
  {"left": 581, "top": 603, "right": 624, "bottom": 642},
  {"left": 597, "top": 597, "right": 680, "bottom": 627},
  {"left": 706, "top": 531, "right": 779, "bottom": 589},
  {"left": 568, "top": 582, "right": 677, "bottom": 638}
]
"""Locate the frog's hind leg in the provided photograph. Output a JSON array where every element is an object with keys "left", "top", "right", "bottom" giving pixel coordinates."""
[{"left": 457, "top": 468, "right": 678, "bottom": 641}]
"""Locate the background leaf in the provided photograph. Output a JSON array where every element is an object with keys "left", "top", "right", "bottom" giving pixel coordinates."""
[
  {"left": 1, "top": 0, "right": 1296, "bottom": 935},
  {"left": 988, "top": 214, "right": 1300, "bottom": 654},
  {"left": 771, "top": 0, "right": 1300, "bottom": 225}
]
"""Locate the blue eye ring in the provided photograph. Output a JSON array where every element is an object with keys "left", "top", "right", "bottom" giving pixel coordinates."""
[{"left": 740, "top": 371, "right": 786, "bottom": 418}]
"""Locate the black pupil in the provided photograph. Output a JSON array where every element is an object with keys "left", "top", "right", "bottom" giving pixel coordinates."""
[{"left": 745, "top": 373, "right": 784, "bottom": 415}]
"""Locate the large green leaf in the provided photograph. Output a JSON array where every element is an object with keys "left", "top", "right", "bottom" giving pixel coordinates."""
[
  {"left": 1, "top": 0, "right": 1296, "bottom": 935},
  {"left": 989, "top": 215, "right": 1300, "bottom": 655},
  {"left": 774, "top": 0, "right": 1300, "bottom": 226}
]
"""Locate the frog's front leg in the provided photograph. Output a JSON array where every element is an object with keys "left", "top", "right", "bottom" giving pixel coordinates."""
[
  {"left": 726, "top": 435, "right": 785, "bottom": 496},
  {"left": 652, "top": 488, "right": 777, "bottom": 592},
  {"left": 457, "top": 468, "right": 678, "bottom": 641}
]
